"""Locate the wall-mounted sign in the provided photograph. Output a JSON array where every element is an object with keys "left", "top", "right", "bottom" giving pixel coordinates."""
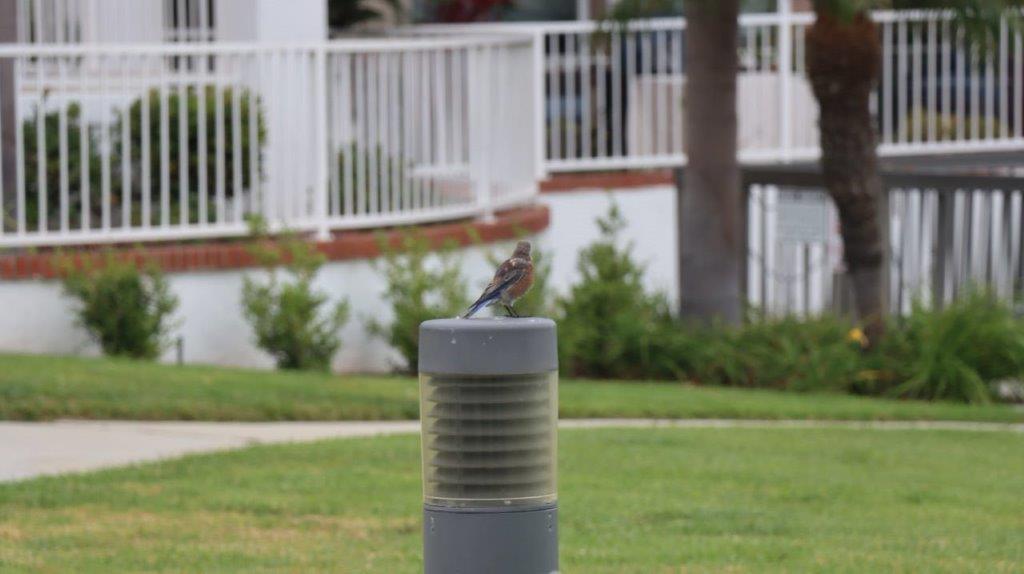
[{"left": 776, "top": 189, "right": 831, "bottom": 244}]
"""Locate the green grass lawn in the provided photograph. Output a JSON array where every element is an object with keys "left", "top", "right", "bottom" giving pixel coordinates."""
[
  {"left": 2, "top": 353, "right": 1023, "bottom": 422},
  {"left": 1, "top": 427, "right": 1022, "bottom": 572}
]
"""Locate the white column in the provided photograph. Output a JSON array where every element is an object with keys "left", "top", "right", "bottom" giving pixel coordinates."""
[
  {"left": 314, "top": 46, "right": 330, "bottom": 240},
  {"left": 777, "top": 0, "right": 793, "bottom": 162},
  {"left": 222, "top": 0, "right": 327, "bottom": 232},
  {"left": 468, "top": 47, "right": 494, "bottom": 222},
  {"left": 576, "top": 0, "right": 589, "bottom": 21},
  {"left": 532, "top": 29, "right": 547, "bottom": 179}
]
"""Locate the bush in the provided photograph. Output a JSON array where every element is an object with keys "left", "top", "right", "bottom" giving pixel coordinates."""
[
  {"left": 20, "top": 104, "right": 104, "bottom": 231},
  {"left": 18, "top": 88, "right": 264, "bottom": 231},
  {"left": 552, "top": 202, "right": 1024, "bottom": 403},
  {"left": 696, "top": 314, "right": 867, "bottom": 393},
  {"left": 241, "top": 221, "right": 349, "bottom": 371},
  {"left": 368, "top": 233, "right": 468, "bottom": 373},
  {"left": 59, "top": 254, "right": 179, "bottom": 359},
  {"left": 118, "top": 86, "right": 264, "bottom": 224},
  {"left": 335, "top": 143, "right": 410, "bottom": 215},
  {"left": 878, "top": 292, "right": 1024, "bottom": 403},
  {"left": 557, "top": 202, "right": 685, "bottom": 379},
  {"left": 554, "top": 201, "right": 1024, "bottom": 404},
  {"left": 685, "top": 301, "right": 1024, "bottom": 403}
]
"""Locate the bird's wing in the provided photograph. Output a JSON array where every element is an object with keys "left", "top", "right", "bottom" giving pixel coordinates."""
[{"left": 474, "top": 259, "right": 527, "bottom": 303}]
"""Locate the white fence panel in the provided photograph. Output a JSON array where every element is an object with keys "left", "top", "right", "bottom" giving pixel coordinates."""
[
  {"left": 417, "top": 10, "right": 1024, "bottom": 173},
  {"left": 746, "top": 184, "right": 1024, "bottom": 317},
  {"left": 0, "top": 36, "right": 538, "bottom": 247}
]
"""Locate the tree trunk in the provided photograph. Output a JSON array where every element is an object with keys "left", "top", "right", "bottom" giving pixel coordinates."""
[
  {"left": 0, "top": 0, "right": 16, "bottom": 230},
  {"left": 805, "top": 10, "right": 887, "bottom": 344},
  {"left": 679, "top": 0, "right": 742, "bottom": 325}
]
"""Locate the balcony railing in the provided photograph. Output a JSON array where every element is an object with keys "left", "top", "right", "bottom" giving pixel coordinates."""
[
  {"left": 419, "top": 9, "right": 1024, "bottom": 173},
  {"left": 0, "top": 35, "right": 539, "bottom": 247}
]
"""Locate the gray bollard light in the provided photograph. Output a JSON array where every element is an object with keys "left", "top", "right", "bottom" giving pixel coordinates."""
[{"left": 419, "top": 317, "right": 559, "bottom": 574}]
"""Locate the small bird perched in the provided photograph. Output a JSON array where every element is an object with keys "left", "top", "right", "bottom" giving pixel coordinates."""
[{"left": 462, "top": 241, "right": 534, "bottom": 318}]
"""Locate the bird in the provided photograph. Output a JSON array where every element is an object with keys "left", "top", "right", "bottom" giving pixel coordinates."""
[{"left": 462, "top": 241, "right": 534, "bottom": 318}]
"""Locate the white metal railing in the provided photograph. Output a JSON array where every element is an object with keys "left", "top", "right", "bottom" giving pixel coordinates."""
[
  {"left": 747, "top": 183, "right": 1024, "bottom": 317},
  {"left": 0, "top": 36, "right": 538, "bottom": 246},
  {"left": 418, "top": 9, "right": 1024, "bottom": 173}
]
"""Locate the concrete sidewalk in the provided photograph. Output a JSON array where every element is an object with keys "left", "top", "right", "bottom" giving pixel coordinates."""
[
  {"left": 0, "top": 420, "right": 419, "bottom": 483},
  {"left": 2, "top": 418, "right": 1021, "bottom": 483}
]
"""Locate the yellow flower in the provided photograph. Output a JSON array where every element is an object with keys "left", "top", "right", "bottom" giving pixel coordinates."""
[
  {"left": 847, "top": 327, "right": 868, "bottom": 348},
  {"left": 855, "top": 369, "right": 879, "bottom": 382}
]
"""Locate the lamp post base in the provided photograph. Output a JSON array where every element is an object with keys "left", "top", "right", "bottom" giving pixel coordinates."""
[{"left": 423, "top": 504, "right": 558, "bottom": 574}]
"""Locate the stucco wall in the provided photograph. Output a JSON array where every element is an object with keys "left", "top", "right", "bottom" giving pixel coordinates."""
[{"left": 0, "top": 185, "right": 677, "bottom": 372}]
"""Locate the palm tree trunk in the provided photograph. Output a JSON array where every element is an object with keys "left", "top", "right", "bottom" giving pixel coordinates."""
[
  {"left": 0, "top": 0, "right": 16, "bottom": 226},
  {"left": 678, "top": 0, "right": 741, "bottom": 325},
  {"left": 806, "top": 10, "right": 887, "bottom": 344}
]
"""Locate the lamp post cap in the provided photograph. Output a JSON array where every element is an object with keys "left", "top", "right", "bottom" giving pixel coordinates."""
[{"left": 419, "top": 317, "right": 558, "bottom": 376}]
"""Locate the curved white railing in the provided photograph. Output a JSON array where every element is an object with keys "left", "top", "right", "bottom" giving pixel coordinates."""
[{"left": 0, "top": 34, "right": 539, "bottom": 247}]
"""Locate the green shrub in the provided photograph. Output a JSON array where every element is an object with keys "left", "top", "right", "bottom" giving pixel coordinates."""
[
  {"left": 18, "top": 88, "right": 264, "bottom": 231},
  {"left": 20, "top": 104, "right": 104, "bottom": 231},
  {"left": 552, "top": 203, "right": 873, "bottom": 390},
  {"left": 554, "top": 207, "right": 1024, "bottom": 402},
  {"left": 335, "top": 143, "right": 411, "bottom": 215},
  {"left": 118, "top": 86, "right": 264, "bottom": 224},
  {"left": 59, "top": 254, "right": 179, "bottom": 359},
  {"left": 557, "top": 202, "right": 685, "bottom": 379},
  {"left": 241, "top": 221, "right": 349, "bottom": 371},
  {"left": 368, "top": 233, "right": 468, "bottom": 373},
  {"left": 878, "top": 292, "right": 1024, "bottom": 403},
  {"left": 697, "top": 314, "right": 866, "bottom": 393}
]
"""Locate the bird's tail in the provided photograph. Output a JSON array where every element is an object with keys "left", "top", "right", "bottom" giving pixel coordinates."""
[{"left": 462, "top": 293, "right": 498, "bottom": 318}]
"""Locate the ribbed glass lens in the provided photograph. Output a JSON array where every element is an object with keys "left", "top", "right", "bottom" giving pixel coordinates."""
[{"left": 420, "top": 372, "right": 558, "bottom": 508}]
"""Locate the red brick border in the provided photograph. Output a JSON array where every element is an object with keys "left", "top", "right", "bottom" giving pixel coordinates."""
[
  {"left": 0, "top": 205, "right": 550, "bottom": 281},
  {"left": 539, "top": 170, "right": 673, "bottom": 193}
]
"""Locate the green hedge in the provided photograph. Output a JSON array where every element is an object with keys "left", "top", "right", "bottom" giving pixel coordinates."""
[
  {"left": 118, "top": 86, "right": 264, "bottom": 219},
  {"left": 20, "top": 103, "right": 101, "bottom": 230},
  {"left": 335, "top": 143, "right": 411, "bottom": 216},
  {"left": 18, "top": 86, "right": 264, "bottom": 231},
  {"left": 553, "top": 203, "right": 1024, "bottom": 405}
]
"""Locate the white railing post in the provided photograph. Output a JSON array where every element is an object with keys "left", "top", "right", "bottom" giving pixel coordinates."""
[
  {"left": 777, "top": 0, "right": 793, "bottom": 162},
  {"left": 576, "top": 0, "right": 589, "bottom": 21},
  {"left": 468, "top": 45, "right": 494, "bottom": 222},
  {"left": 313, "top": 46, "right": 331, "bottom": 241},
  {"left": 532, "top": 29, "right": 547, "bottom": 180}
]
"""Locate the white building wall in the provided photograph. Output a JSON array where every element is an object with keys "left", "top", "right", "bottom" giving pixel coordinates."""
[
  {"left": 539, "top": 186, "right": 678, "bottom": 304},
  {"left": 20, "top": 0, "right": 326, "bottom": 44},
  {"left": 214, "top": 0, "right": 258, "bottom": 42},
  {"left": 252, "top": 0, "right": 326, "bottom": 42},
  {"left": 215, "top": 0, "right": 326, "bottom": 42},
  {"left": 0, "top": 187, "right": 677, "bottom": 372},
  {"left": 91, "top": 0, "right": 164, "bottom": 43},
  {"left": 20, "top": 0, "right": 164, "bottom": 43}
]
